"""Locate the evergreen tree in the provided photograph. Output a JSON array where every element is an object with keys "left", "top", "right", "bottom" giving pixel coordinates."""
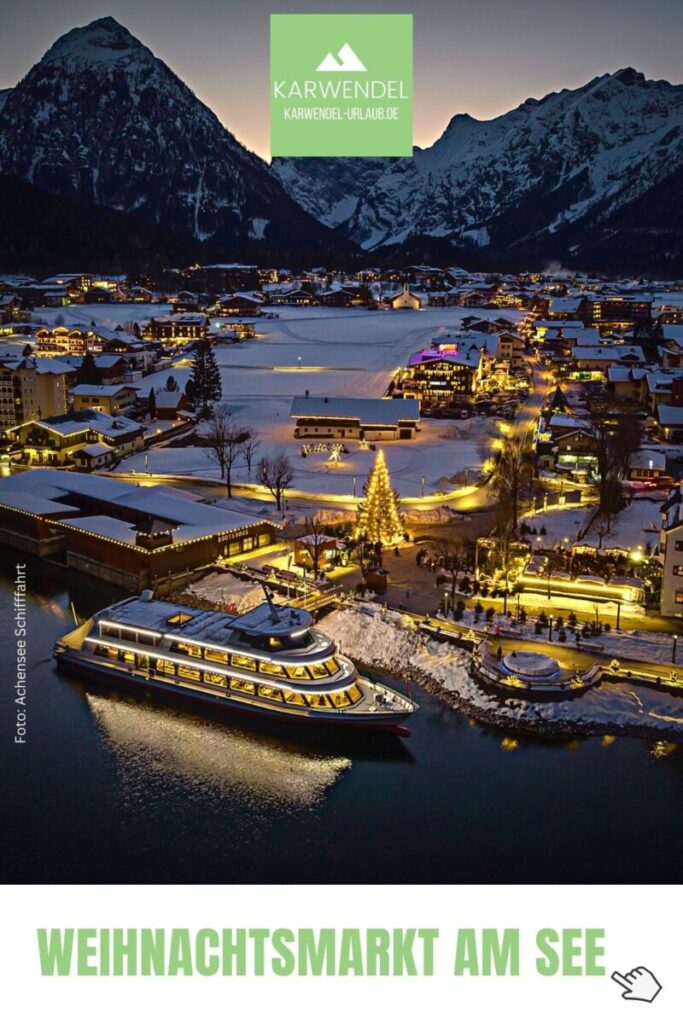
[
  {"left": 354, "top": 449, "right": 404, "bottom": 544},
  {"left": 189, "top": 339, "right": 222, "bottom": 416},
  {"left": 77, "top": 351, "right": 102, "bottom": 385},
  {"left": 165, "top": 375, "right": 179, "bottom": 392},
  {"left": 148, "top": 387, "right": 157, "bottom": 419}
]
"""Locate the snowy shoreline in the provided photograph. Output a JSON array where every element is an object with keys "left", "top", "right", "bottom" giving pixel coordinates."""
[{"left": 321, "top": 605, "right": 683, "bottom": 740}]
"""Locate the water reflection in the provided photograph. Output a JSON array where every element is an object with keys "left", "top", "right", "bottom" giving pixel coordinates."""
[{"left": 86, "top": 691, "right": 352, "bottom": 810}]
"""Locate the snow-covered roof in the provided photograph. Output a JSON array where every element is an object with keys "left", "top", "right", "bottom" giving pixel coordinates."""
[
  {"left": 657, "top": 406, "right": 683, "bottom": 426},
  {"left": 0, "top": 491, "right": 79, "bottom": 516},
  {"left": 70, "top": 384, "right": 135, "bottom": 397},
  {"left": 573, "top": 345, "right": 645, "bottom": 362},
  {"left": 290, "top": 397, "right": 420, "bottom": 424},
  {"left": 77, "top": 442, "right": 115, "bottom": 457},
  {"left": 629, "top": 449, "right": 666, "bottom": 471}
]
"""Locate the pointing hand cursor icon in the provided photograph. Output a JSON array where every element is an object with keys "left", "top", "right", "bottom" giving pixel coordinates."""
[{"left": 611, "top": 967, "right": 662, "bottom": 1003}]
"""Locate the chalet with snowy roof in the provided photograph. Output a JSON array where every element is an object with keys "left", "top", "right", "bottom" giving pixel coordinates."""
[
  {"left": 6, "top": 410, "right": 144, "bottom": 466},
  {"left": 145, "top": 314, "right": 207, "bottom": 344},
  {"left": 656, "top": 404, "right": 683, "bottom": 441},
  {"left": 214, "top": 292, "right": 264, "bottom": 316},
  {"left": 0, "top": 469, "right": 278, "bottom": 590},
  {"left": 319, "top": 288, "right": 366, "bottom": 308},
  {"left": 628, "top": 449, "right": 667, "bottom": 484},
  {"left": 153, "top": 389, "right": 191, "bottom": 420},
  {"left": 290, "top": 396, "right": 420, "bottom": 441},
  {"left": 33, "top": 325, "right": 101, "bottom": 356},
  {"left": 606, "top": 366, "right": 651, "bottom": 404},
  {"left": 69, "top": 383, "right": 139, "bottom": 417},
  {"left": 571, "top": 345, "right": 646, "bottom": 379},
  {"left": 0, "top": 295, "right": 23, "bottom": 325},
  {"left": 267, "top": 288, "right": 314, "bottom": 306}
]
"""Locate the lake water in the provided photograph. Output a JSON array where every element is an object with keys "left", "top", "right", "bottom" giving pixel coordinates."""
[{"left": 2, "top": 552, "right": 682, "bottom": 884}]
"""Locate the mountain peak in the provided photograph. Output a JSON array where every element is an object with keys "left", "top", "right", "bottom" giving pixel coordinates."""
[
  {"left": 611, "top": 66, "right": 646, "bottom": 86},
  {"left": 42, "top": 16, "right": 150, "bottom": 66}
]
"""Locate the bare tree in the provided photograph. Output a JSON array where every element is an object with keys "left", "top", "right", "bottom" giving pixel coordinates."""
[
  {"left": 490, "top": 437, "right": 534, "bottom": 532},
  {"left": 242, "top": 427, "right": 260, "bottom": 480},
  {"left": 204, "top": 406, "right": 246, "bottom": 498},
  {"left": 257, "top": 453, "right": 294, "bottom": 512},
  {"left": 432, "top": 535, "right": 472, "bottom": 611},
  {"left": 298, "top": 515, "right": 332, "bottom": 579}
]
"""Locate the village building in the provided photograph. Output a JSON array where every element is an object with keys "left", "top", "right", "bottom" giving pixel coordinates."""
[
  {"left": 290, "top": 396, "right": 420, "bottom": 441},
  {"left": 145, "top": 314, "right": 207, "bottom": 344},
  {"left": 69, "top": 383, "right": 139, "bottom": 416},
  {"left": 656, "top": 404, "right": 683, "bottom": 441},
  {"left": 399, "top": 337, "right": 489, "bottom": 401},
  {"left": 582, "top": 296, "right": 652, "bottom": 329},
  {"left": 0, "top": 469, "right": 278, "bottom": 591},
  {"left": 495, "top": 331, "right": 525, "bottom": 371},
  {"left": 571, "top": 345, "right": 646, "bottom": 379},
  {"left": 0, "top": 355, "right": 74, "bottom": 429},
  {"left": 33, "top": 325, "right": 101, "bottom": 355},
  {"left": 214, "top": 292, "right": 264, "bottom": 316},
  {"left": 628, "top": 449, "right": 667, "bottom": 484},
  {"left": 385, "top": 283, "right": 422, "bottom": 310},
  {"left": 6, "top": 410, "right": 145, "bottom": 466},
  {"left": 659, "top": 487, "right": 683, "bottom": 617}
]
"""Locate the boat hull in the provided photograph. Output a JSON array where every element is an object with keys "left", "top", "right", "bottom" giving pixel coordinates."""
[{"left": 54, "top": 649, "right": 415, "bottom": 735}]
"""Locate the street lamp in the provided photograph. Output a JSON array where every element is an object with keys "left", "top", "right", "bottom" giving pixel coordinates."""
[
  {"left": 548, "top": 615, "right": 554, "bottom": 642},
  {"left": 420, "top": 475, "right": 425, "bottom": 499},
  {"left": 673, "top": 635, "right": 680, "bottom": 665},
  {"left": 353, "top": 475, "right": 357, "bottom": 499}
]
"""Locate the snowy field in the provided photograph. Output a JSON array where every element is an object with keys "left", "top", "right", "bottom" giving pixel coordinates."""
[{"left": 62, "top": 304, "right": 520, "bottom": 498}]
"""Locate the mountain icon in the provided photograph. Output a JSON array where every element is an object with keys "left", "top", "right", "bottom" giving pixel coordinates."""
[{"left": 316, "top": 43, "right": 366, "bottom": 72}]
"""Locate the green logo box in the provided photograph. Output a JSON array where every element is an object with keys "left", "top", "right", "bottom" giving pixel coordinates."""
[{"left": 270, "top": 13, "right": 413, "bottom": 157}]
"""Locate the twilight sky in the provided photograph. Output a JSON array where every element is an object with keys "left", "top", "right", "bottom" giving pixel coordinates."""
[{"left": 2, "top": 0, "right": 682, "bottom": 159}]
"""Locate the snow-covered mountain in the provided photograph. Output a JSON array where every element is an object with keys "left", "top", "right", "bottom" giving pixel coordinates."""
[
  {"left": 273, "top": 68, "right": 683, "bottom": 262},
  {"left": 0, "top": 17, "right": 341, "bottom": 252}
]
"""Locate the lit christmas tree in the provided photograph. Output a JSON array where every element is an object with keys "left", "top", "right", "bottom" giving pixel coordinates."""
[{"left": 354, "top": 449, "right": 404, "bottom": 544}]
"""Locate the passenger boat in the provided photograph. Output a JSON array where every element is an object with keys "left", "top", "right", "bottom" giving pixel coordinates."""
[{"left": 53, "top": 589, "right": 418, "bottom": 734}]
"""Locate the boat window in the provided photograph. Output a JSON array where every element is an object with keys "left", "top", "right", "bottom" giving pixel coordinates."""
[
  {"left": 123, "top": 651, "right": 135, "bottom": 664},
  {"left": 329, "top": 690, "right": 351, "bottom": 708},
  {"left": 308, "top": 662, "right": 329, "bottom": 679},
  {"left": 231, "top": 653, "right": 257, "bottom": 671},
  {"left": 308, "top": 693, "right": 331, "bottom": 709},
  {"left": 178, "top": 665, "right": 201, "bottom": 681},
  {"left": 261, "top": 661, "right": 286, "bottom": 677},
  {"left": 101, "top": 624, "right": 120, "bottom": 639},
  {"left": 156, "top": 659, "right": 176, "bottom": 675},
  {"left": 170, "top": 641, "right": 202, "bottom": 658},
  {"left": 258, "top": 684, "right": 283, "bottom": 701},
  {"left": 346, "top": 683, "right": 362, "bottom": 703},
  {"left": 283, "top": 689, "right": 307, "bottom": 706},
  {"left": 136, "top": 632, "right": 157, "bottom": 647},
  {"left": 167, "top": 612, "right": 193, "bottom": 625},
  {"left": 285, "top": 664, "right": 311, "bottom": 681},
  {"left": 324, "top": 658, "right": 339, "bottom": 674},
  {"left": 230, "top": 678, "right": 256, "bottom": 695},
  {"left": 95, "top": 644, "right": 118, "bottom": 659},
  {"left": 205, "top": 647, "right": 228, "bottom": 664},
  {"left": 120, "top": 627, "right": 139, "bottom": 643},
  {"left": 204, "top": 671, "right": 226, "bottom": 686}
]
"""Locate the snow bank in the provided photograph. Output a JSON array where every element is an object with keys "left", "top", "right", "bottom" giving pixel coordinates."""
[{"left": 322, "top": 605, "right": 683, "bottom": 738}]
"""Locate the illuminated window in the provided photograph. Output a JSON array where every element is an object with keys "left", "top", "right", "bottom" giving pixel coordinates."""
[
  {"left": 324, "top": 658, "right": 339, "bottom": 674},
  {"left": 205, "top": 647, "right": 228, "bottom": 664},
  {"left": 283, "top": 689, "right": 307, "bottom": 706},
  {"left": 673, "top": 566, "right": 683, "bottom": 577},
  {"left": 203, "top": 671, "right": 226, "bottom": 686},
  {"left": 258, "top": 684, "right": 283, "bottom": 701},
  {"left": 178, "top": 665, "right": 201, "bottom": 681},
  {"left": 156, "top": 659, "right": 176, "bottom": 675},
  {"left": 167, "top": 612, "right": 193, "bottom": 625},
  {"left": 308, "top": 662, "right": 329, "bottom": 679},
  {"left": 261, "top": 661, "right": 285, "bottom": 677},
  {"left": 329, "top": 690, "right": 351, "bottom": 708},
  {"left": 231, "top": 653, "right": 257, "bottom": 671},
  {"left": 346, "top": 684, "right": 363, "bottom": 703},
  {"left": 285, "top": 664, "right": 311, "bottom": 681},
  {"left": 230, "top": 678, "right": 256, "bottom": 694},
  {"left": 308, "top": 694, "right": 331, "bottom": 709},
  {"left": 675, "top": 591, "right": 683, "bottom": 605},
  {"left": 171, "top": 641, "right": 202, "bottom": 658}
]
